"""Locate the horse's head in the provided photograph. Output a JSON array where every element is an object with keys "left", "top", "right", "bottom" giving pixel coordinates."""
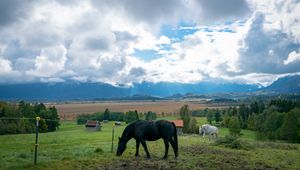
[
  {"left": 199, "top": 125, "right": 206, "bottom": 135},
  {"left": 116, "top": 137, "right": 126, "bottom": 156},
  {"left": 199, "top": 127, "right": 204, "bottom": 135}
]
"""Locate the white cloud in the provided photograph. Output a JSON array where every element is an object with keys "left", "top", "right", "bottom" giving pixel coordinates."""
[
  {"left": 284, "top": 50, "right": 300, "bottom": 65},
  {"left": 0, "top": 0, "right": 299, "bottom": 86},
  {"left": 26, "top": 45, "right": 67, "bottom": 77},
  {"left": 0, "top": 57, "right": 13, "bottom": 73}
]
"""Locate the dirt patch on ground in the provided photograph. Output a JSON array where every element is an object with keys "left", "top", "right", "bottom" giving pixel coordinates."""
[{"left": 100, "top": 145, "right": 279, "bottom": 170}]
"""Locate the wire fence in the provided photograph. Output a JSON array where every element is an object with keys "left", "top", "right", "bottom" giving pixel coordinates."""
[
  {"left": 0, "top": 117, "right": 59, "bottom": 122},
  {"left": 0, "top": 117, "right": 117, "bottom": 165}
]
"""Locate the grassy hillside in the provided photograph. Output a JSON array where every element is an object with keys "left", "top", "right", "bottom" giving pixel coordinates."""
[{"left": 0, "top": 118, "right": 299, "bottom": 169}]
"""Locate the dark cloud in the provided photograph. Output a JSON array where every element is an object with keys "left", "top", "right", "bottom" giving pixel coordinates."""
[
  {"left": 0, "top": 0, "right": 35, "bottom": 27},
  {"left": 195, "top": 0, "right": 250, "bottom": 23},
  {"left": 3, "top": 40, "right": 39, "bottom": 61},
  {"left": 92, "top": 0, "right": 185, "bottom": 26},
  {"left": 122, "top": 0, "right": 184, "bottom": 24},
  {"left": 129, "top": 67, "right": 146, "bottom": 77},
  {"left": 238, "top": 13, "right": 300, "bottom": 74},
  {"left": 114, "top": 31, "right": 137, "bottom": 41},
  {"left": 85, "top": 36, "right": 113, "bottom": 51}
]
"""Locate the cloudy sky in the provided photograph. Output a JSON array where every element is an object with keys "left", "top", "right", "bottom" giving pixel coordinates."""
[{"left": 0, "top": 0, "right": 299, "bottom": 86}]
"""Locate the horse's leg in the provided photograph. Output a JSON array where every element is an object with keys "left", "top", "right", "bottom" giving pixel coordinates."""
[
  {"left": 141, "top": 140, "right": 150, "bottom": 158},
  {"left": 135, "top": 140, "right": 140, "bottom": 157},
  {"left": 169, "top": 138, "right": 178, "bottom": 158},
  {"left": 163, "top": 139, "right": 169, "bottom": 159}
]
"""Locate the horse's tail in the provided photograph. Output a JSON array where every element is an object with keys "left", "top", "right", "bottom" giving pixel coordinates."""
[{"left": 171, "top": 122, "right": 178, "bottom": 157}]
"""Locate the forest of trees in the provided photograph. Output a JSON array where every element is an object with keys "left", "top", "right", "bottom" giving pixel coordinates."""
[
  {"left": 0, "top": 101, "right": 60, "bottom": 135},
  {"left": 3, "top": 98, "right": 299, "bottom": 143},
  {"left": 77, "top": 109, "right": 157, "bottom": 124},
  {"left": 197, "top": 99, "right": 300, "bottom": 143}
]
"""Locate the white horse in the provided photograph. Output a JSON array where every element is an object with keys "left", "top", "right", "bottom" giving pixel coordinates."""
[{"left": 199, "top": 124, "right": 218, "bottom": 139}]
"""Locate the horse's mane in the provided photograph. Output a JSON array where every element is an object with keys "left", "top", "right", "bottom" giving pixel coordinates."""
[{"left": 121, "top": 121, "right": 137, "bottom": 139}]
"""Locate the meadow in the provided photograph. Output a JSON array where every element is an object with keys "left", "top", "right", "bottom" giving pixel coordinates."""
[
  {"left": 1, "top": 117, "right": 300, "bottom": 170},
  {"left": 54, "top": 101, "right": 226, "bottom": 120}
]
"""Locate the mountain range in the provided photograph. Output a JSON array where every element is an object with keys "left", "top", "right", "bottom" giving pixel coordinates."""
[{"left": 0, "top": 75, "right": 299, "bottom": 101}]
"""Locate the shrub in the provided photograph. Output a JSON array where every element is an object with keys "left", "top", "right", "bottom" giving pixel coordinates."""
[
  {"left": 145, "top": 111, "right": 157, "bottom": 120},
  {"left": 228, "top": 116, "right": 241, "bottom": 137},
  {"left": 188, "top": 117, "right": 198, "bottom": 134},
  {"left": 94, "top": 147, "right": 104, "bottom": 153},
  {"left": 6, "top": 123, "right": 17, "bottom": 134},
  {"left": 125, "top": 110, "right": 139, "bottom": 124},
  {"left": 214, "top": 135, "right": 250, "bottom": 150}
]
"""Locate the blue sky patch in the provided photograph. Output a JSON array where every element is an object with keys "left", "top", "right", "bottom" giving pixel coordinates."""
[
  {"left": 160, "top": 22, "right": 198, "bottom": 41},
  {"left": 133, "top": 49, "right": 162, "bottom": 61}
]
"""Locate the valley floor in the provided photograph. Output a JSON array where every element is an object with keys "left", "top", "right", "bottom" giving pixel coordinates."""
[{"left": 1, "top": 119, "right": 299, "bottom": 170}]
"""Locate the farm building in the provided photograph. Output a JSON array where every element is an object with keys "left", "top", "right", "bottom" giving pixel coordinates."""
[
  {"left": 115, "top": 121, "right": 122, "bottom": 126},
  {"left": 169, "top": 120, "right": 183, "bottom": 135},
  {"left": 85, "top": 120, "right": 102, "bottom": 131}
]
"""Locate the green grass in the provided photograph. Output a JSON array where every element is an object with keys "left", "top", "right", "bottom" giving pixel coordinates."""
[{"left": 1, "top": 118, "right": 300, "bottom": 170}]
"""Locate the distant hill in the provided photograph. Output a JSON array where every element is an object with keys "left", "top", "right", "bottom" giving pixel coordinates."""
[
  {"left": 0, "top": 81, "right": 259, "bottom": 101},
  {"left": 0, "top": 75, "right": 299, "bottom": 101},
  {"left": 263, "top": 75, "right": 300, "bottom": 93}
]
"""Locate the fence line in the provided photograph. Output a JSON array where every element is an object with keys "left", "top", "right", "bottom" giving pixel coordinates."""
[
  {"left": 0, "top": 117, "right": 59, "bottom": 122},
  {"left": 1, "top": 117, "right": 118, "bottom": 165}
]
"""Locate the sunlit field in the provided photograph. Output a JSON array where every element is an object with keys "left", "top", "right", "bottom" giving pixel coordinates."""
[
  {"left": 1, "top": 117, "right": 299, "bottom": 170},
  {"left": 55, "top": 101, "right": 227, "bottom": 120}
]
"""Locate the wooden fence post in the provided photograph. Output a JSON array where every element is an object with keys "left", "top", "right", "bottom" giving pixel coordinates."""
[
  {"left": 111, "top": 124, "right": 115, "bottom": 153},
  {"left": 34, "top": 117, "right": 40, "bottom": 165}
]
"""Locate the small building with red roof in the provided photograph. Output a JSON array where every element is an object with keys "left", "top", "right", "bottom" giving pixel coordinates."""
[{"left": 169, "top": 120, "right": 183, "bottom": 135}]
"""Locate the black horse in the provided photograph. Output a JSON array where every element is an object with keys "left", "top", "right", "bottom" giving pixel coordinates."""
[{"left": 116, "top": 120, "right": 178, "bottom": 159}]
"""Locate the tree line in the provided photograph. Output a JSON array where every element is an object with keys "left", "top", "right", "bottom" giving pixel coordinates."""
[
  {"left": 0, "top": 101, "right": 60, "bottom": 135},
  {"left": 76, "top": 109, "right": 157, "bottom": 124},
  {"left": 196, "top": 99, "right": 300, "bottom": 143}
]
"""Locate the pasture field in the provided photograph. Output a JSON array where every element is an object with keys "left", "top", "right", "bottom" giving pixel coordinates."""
[
  {"left": 1, "top": 117, "right": 300, "bottom": 170},
  {"left": 54, "top": 100, "right": 227, "bottom": 120}
]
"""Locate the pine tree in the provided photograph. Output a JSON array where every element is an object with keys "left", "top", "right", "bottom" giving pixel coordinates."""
[
  {"left": 180, "top": 105, "right": 191, "bottom": 133},
  {"left": 206, "top": 110, "right": 214, "bottom": 124},
  {"left": 215, "top": 110, "right": 221, "bottom": 123},
  {"left": 228, "top": 116, "right": 241, "bottom": 137},
  {"left": 103, "top": 108, "right": 110, "bottom": 120}
]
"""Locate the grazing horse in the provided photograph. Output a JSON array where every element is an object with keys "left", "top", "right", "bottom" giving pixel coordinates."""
[
  {"left": 199, "top": 124, "right": 218, "bottom": 139},
  {"left": 116, "top": 120, "right": 178, "bottom": 159}
]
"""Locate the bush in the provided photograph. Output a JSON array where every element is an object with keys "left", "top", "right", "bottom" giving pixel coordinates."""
[
  {"left": 94, "top": 147, "right": 104, "bottom": 153},
  {"left": 77, "top": 115, "right": 89, "bottom": 124},
  {"left": 228, "top": 116, "right": 241, "bottom": 137},
  {"left": 109, "top": 112, "right": 124, "bottom": 121},
  {"left": 6, "top": 123, "right": 17, "bottom": 134},
  {"left": 215, "top": 135, "right": 249, "bottom": 149},
  {"left": 188, "top": 118, "right": 198, "bottom": 134},
  {"left": 125, "top": 110, "right": 139, "bottom": 124},
  {"left": 145, "top": 111, "right": 157, "bottom": 120}
]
